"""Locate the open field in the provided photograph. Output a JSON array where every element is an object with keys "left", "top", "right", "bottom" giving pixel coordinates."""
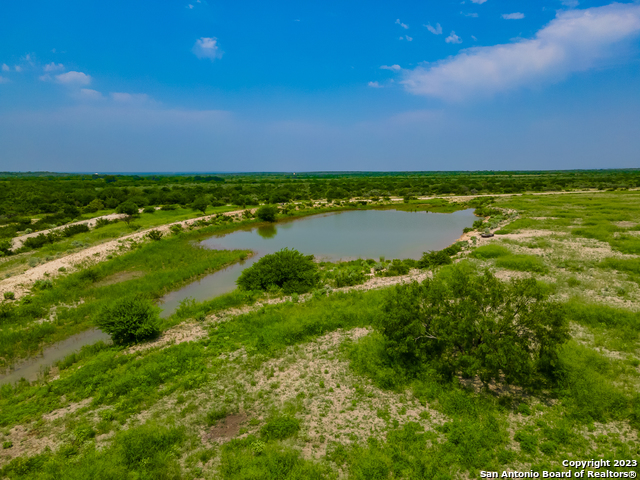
[{"left": 0, "top": 180, "right": 639, "bottom": 479}]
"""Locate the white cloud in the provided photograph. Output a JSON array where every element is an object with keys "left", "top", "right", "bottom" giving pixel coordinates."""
[
  {"left": 425, "top": 23, "right": 443, "bottom": 35},
  {"left": 368, "top": 81, "right": 382, "bottom": 88},
  {"left": 44, "top": 62, "right": 64, "bottom": 72},
  {"left": 79, "top": 89, "right": 103, "bottom": 100},
  {"left": 405, "top": 35, "right": 413, "bottom": 42},
  {"left": 470, "top": 0, "right": 487, "bottom": 4},
  {"left": 380, "top": 64, "right": 402, "bottom": 71},
  {"left": 15, "top": 66, "right": 23, "bottom": 72},
  {"left": 472, "top": 35, "right": 478, "bottom": 41},
  {"left": 0, "top": 76, "right": 9, "bottom": 84},
  {"left": 55, "top": 71, "right": 91, "bottom": 85},
  {"left": 445, "top": 31, "right": 462, "bottom": 44},
  {"left": 562, "top": 0, "right": 579, "bottom": 7},
  {"left": 395, "top": 19, "right": 409, "bottom": 29},
  {"left": 111, "top": 92, "right": 150, "bottom": 103},
  {"left": 402, "top": 3, "right": 640, "bottom": 101},
  {"left": 462, "top": 12, "right": 479, "bottom": 18},
  {"left": 192, "top": 37, "right": 223, "bottom": 60},
  {"left": 187, "top": 4, "right": 194, "bottom": 9},
  {"left": 1, "top": 64, "right": 9, "bottom": 72},
  {"left": 502, "top": 13, "right": 525, "bottom": 20}
]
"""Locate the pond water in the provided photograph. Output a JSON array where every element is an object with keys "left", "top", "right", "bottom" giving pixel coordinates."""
[
  {"left": 159, "top": 208, "right": 475, "bottom": 315},
  {"left": 0, "top": 328, "right": 111, "bottom": 386}
]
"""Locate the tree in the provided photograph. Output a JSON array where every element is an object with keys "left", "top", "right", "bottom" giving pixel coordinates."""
[
  {"left": 269, "top": 190, "right": 291, "bottom": 204},
  {"left": 191, "top": 197, "right": 208, "bottom": 215},
  {"left": 237, "top": 248, "right": 319, "bottom": 294},
  {"left": 379, "top": 264, "right": 568, "bottom": 387},
  {"left": 95, "top": 296, "right": 160, "bottom": 345},
  {"left": 0, "top": 239, "right": 12, "bottom": 257},
  {"left": 116, "top": 201, "right": 139, "bottom": 224},
  {"left": 417, "top": 250, "right": 452, "bottom": 269},
  {"left": 256, "top": 205, "right": 278, "bottom": 223},
  {"left": 116, "top": 201, "right": 139, "bottom": 216},
  {"left": 84, "top": 198, "right": 104, "bottom": 213}
]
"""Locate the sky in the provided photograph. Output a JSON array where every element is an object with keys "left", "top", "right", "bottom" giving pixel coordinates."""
[{"left": 1, "top": 0, "right": 640, "bottom": 172}]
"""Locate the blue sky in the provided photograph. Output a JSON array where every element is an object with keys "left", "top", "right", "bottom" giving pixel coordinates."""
[{"left": 1, "top": 0, "right": 640, "bottom": 172}]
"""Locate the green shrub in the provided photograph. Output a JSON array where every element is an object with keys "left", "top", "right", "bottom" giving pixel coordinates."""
[
  {"left": 417, "top": 250, "right": 452, "bottom": 269},
  {"left": 146, "top": 229, "right": 163, "bottom": 241},
  {"left": 557, "top": 342, "right": 630, "bottom": 423},
  {"left": 567, "top": 277, "right": 581, "bottom": 287},
  {"left": 143, "top": 206, "right": 156, "bottom": 214},
  {"left": 32, "top": 279, "right": 53, "bottom": 290},
  {"left": 334, "top": 268, "right": 366, "bottom": 288},
  {"left": 514, "top": 430, "right": 538, "bottom": 454},
  {"left": 495, "top": 254, "right": 548, "bottom": 273},
  {"left": 0, "top": 423, "right": 184, "bottom": 479},
  {"left": 62, "top": 223, "right": 90, "bottom": 237},
  {"left": 23, "top": 233, "right": 58, "bottom": 250},
  {"left": 206, "top": 407, "right": 228, "bottom": 426},
  {"left": 220, "top": 437, "right": 328, "bottom": 479},
  {"left": 189, "top": 197, "right": 207, "bottom": 215},
  {"left": 566, "top": 301, "right": 640, "bottom": 328},
  {"left": 0, "top": 239, "right": 13, "bottom": 256},
  {"left": 380, "top": 259, "right": 410, "bottom": 277},
  {"left": 260, "top": 415, "right": 300, "bottom": 440},
  {"left": 116, "top": 201, "right": 139, "bottom": 216},
  {"left": 94, "top": 296, "right": 160, "bottom": 345},
  {"left": 470, "top": 245, "right": 510, "bottom": 260},
  {"left": 3, "top": 292, "right": 15, "bottom": 301},
  {"left": 237, "top": 248, "right": 319, "bottom": 294},
  {"left": 599, "top": 257, "right": 640, "bottom": 276},
  {"left": 256, "top": 205, "right": 278, "bottom": 223},
  {"left": 378, "top": 265, "right": 568, "bottom": 386},
  {"left": 95, "top": 217, "right": 117, "bottom": 228}
]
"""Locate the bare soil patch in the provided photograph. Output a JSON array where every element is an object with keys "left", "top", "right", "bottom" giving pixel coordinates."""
[
  {"left": 126, "top": 322, "right": 207, "bottom": 354},
  {"left": 92, "top": 270, "right": 145, "bottom": 288},
  {"left": 207, "top": 413, "right": 247, "bottom": 441}
]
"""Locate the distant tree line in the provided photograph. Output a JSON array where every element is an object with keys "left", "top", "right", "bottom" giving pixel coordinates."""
[{"left": 1, "top": 170, "right": 638, "bottom": 240}]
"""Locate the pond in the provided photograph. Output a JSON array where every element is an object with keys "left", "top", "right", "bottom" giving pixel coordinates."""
[
  {"left": 0, "top": 328, "right": 111, "bottom": 386},
  {"left": 159, "top": 208, "right": 475, "bottom": 315}
]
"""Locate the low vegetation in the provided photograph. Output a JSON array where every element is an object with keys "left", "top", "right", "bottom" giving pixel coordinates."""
[
  {"left": 94, "top": 296, "right": 160, "bottom": 345},
  {"left": 1, "top": 185, "right": 640, "bottom": 479},
  {"left": 237, "top": 248, "right": 319, "bottom": 294}
]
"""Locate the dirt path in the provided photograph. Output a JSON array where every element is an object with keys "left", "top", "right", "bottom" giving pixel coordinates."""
[
  {"left": 0, "top": 208, "right": 252, "bottom": 299},
  {"left": 9, "top": 205, "right": 171, "bottom": 250},
  {"left": 11, "top": 213, "right": 129, "bottom": 250}
]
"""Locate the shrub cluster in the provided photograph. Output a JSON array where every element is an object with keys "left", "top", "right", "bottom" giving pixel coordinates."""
[
  {"left": 378, "top": 264, "right": 569, "bottom": 387},
  {"left": 237, "top": 248, "right": 319, "bottom": 294},
  {"left": 94, "top": 296, "right": 160, "bottom": 345}
]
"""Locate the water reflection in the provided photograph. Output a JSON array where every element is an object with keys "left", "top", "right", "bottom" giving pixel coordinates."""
[{"left": 257, "top": 224, "right": 277, "bottom": 239}]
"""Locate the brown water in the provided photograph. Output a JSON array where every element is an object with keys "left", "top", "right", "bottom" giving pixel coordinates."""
[
  {"left": 0, "top": 328, "right": 111, "bottom": 386},
  {"left": 159, "top": 208, "right": 475, "bottom": 315}
]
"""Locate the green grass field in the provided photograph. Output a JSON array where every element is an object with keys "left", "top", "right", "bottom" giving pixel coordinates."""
[{"left": 0, "top": 191, "right": 639, "bottom": 479}]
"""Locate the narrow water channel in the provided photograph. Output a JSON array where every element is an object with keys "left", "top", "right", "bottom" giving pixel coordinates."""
[
  {"left": 0, "top": 328, "right": 111, "bottom": 385},
  {"left": 159, "top": 208, "right": 475, "bottom": 315}
]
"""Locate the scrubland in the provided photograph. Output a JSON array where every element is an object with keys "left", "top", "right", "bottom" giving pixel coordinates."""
[{"left": 0, "top": 186, "right": 639, "bottom": 479}]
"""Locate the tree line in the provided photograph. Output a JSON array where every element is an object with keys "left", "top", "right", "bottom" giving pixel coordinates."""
[{"left": 1, "top": 169, "right": 638, "bottom": 237}]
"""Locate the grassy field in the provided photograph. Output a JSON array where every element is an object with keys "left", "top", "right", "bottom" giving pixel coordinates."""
[
  {"left": 0, "top": 192, "right": 639, "bottom": 479},
  {"left": 0, "top": 205, "right": 256, "bottom": 279}
]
